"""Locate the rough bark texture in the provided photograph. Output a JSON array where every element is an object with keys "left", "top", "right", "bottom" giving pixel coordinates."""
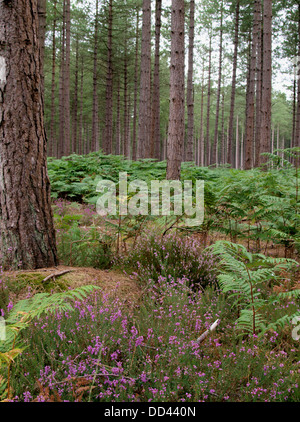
[
  {"left": 254, "top": 0, "right": 262, "bottom": 167},
  {"left": 245, "top": 0, "right": 260, "bottom": 170},
  {"left": 186, "top": 0, "right": 195, "bottom": 163},
  {"left": 212, "top": 1, "right": 224, "bottom": 166},
  {"left": 166, "top": 0, "right": 185, "bottom": 180},
  {"left": 206, "top": 36, "right": 212, "bottom": 166},
  {"left": 58, "top": 0, "right": 66, "bottom": 158},
  {"left": 132, "top": 10, "right": 140, "bottom": 161},
  {"left": 228, "top": 0, "right": 240, "bottom": 166},
  {"left": 151, "top": 0, "right": 162, "bottom": 160},
  {"left": 0, "top": 0, "right": 58, "bottom": 270},
  {"left": 138, "top": 0, "right": 151, "bottom": 159},
  {"left": 104, "top": 0, "right": 114, "bottom": 155},
  {"left": 64, "top": 0, "right": 71, "bottom": 156},
  {"left": 260, "top": 0, "right": 272, "bottom": 166},
  {"left": 72, "top": 35, "right": 79, "bottom": 154},
  {"left": 295, "top": 2, "right": 300, "bottom": 157},
  {"left": 50, "top": 0, "right": 57, "bottom": 158},
  {"left": 92, "top": 0, "right": 99, "bottom": 152},
  {"left": 38, "top": 0, "right": 46, "bottom": 98}
]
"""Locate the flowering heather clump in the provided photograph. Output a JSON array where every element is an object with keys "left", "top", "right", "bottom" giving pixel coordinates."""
[
  {"left": 120, "top": 232, "right": 218, "bottom": 290},
  {"left": 8, "top": 278, "right": 299, "bottom": 403}
]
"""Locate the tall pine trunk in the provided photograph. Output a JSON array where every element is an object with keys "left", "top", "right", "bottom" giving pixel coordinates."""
[
  {"left": 64, "top": 0, "right": 71, "bottom": 156},
  {"left": 138, "top": 0, "right": 152, "bottom": 159},
  {"left": 50, "top": 0, "right": 57, "bottom": 158},
  {"left": 228, "top": 0, "right": 240, "bottom": 165},
  {"left": 151, "top": 0, "right": 162, "bottom": 160},
  {"left": 213, "top": 1, "right": 224, "bottom": 166},
  {"left": 245, "top": 1, "right": 260, "bottom": 170},
  {"left": 260, "top": 0, "right": 272, "bottom": 166},
  {"left": 92, "top": 0, "right": 99, "bottom": 152},
  {"left": 206, "top": 35, "right": 212, "bottom": 166},
  {"left": 167, "top": 0, "right": 185, "bottom": 180},
  {"left": 186, "top": 0, "right": 195, "bottom": 163},
  {"left": 0, "top": 0, "right": 58, "bottom": 269},
  {"left": 104, "top": 0, "right": 114, "bottom": 155}
]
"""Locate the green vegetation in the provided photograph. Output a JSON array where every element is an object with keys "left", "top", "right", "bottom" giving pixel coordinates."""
[{"left": 0, "top": 151, "right": 299, "bottom": 402}]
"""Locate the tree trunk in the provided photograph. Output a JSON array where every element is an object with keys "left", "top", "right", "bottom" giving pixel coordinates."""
[
  {"left": 186, "top": 0, "right": 195, "bottom": 163},
  {"left": 245, "top": 1, "right": 260, "bottom": 170},
  {"left": 78, "top": 56, "right": 84, "bottom": 156},
  {"left": 0, "top": 0, "right": 58, "bottom": 270},
  {"left": 132, "top": 9, "right": 140, "bottom": 161},
  {"left": 228, "top": 0, "right": 240, "bottom": 166},
  {"left": 92, "top": 0, "right": 99, "bottom": 152},
  {"left": 38, "top": 0, "right": 46, "bottom": 98},
  {"left": 50, "top": 0, "right": 57, "bottom": 158},
  {"left": 104, "top": 0, "right": 114, "bottom": 155},
  {"left": 206, "top": 35, "right": 212, "bottom": 166},
  {"left": 166, "top": 0, "right": 185, "bottom": 180},
  {"left": 213, "top": 1, "right": 224, "bottom": 166},
  {"left": 115, "top": 78, "right": 121, "bottom": 155},
  {"left": 64, "top": 0, "right": 71, "bottom": 156},
  {"left": 260, "top": 0, "right": 272, "bottom": 166},
  {"left": 58, "top": 0, "right": 66, "bottom": 158},
  {"left": 200, "top": 63, "right": 205, "bottom": 167},
  {"left": 138, "top": 0, "right": 152, "bottom": 159},
  {"left": 254, "top": 0, "right": 262, "bottom": 167},
  {"left": 295, "top": 1, "right": 300, "bottom": 158},
  {"left": 151, "top": 0, "right": 162, "bottom": 160},
  {"left": 72, "top": 35, "right": 79, "bottom": 154},
  {"left": 123, "top": 33, "right": 129, "bottom": 157}
]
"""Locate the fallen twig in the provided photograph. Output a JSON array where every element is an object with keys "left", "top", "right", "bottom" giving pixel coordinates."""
[{"left": 42, "top": 270, "right": 73, "bottom": 283}]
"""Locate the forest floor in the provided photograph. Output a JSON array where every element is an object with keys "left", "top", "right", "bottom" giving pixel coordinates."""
[{"left": 4, "top": 266, "right": 142, "bottom": 308}]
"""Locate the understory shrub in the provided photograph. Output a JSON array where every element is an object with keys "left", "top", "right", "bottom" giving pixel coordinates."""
[
  {"left": 57, "top": 225, "right": 114, "bottom": 270},
  {"left": 119, "top": 232, "right": 218, "bottom": 290}
]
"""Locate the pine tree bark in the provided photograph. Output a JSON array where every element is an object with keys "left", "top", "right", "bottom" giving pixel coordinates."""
[
  {"left": 260, "top": 0, "right": 272, "bottom": 166},
  {"left": 151, "top": 0, "right": 162, "bottom": 160},
  {"left": 132, "top": 10, "right": 140, "bottom": 161},
  {"left": 254, "top": 0, "right": 262, "bottom": 167},
  {"left": 206, "top": 35, "right": 212, "bottom": 166},
  {"left": 245, "top": 0, "right": 260, "bottom": 170},
  {"left": 123, "top": 33, "right": 129, "bottom": 157},
  {"left": 64, "top": 0, "right": 71, "bottom": 156},
  {"left": 166, "top": 0, "right": 185, "bottom": 180},
  {"left": 58, "top": 0, "right": 66, "bottom": 158},
  {"left": 92, "top": 0, "right": 99, "bottom": 152},
  {"left": 50, "top": 0, "right": 57, "bottom": 158},
  {"left": 186, "top": 0, "right": 195, "bottom": 163},
  {"left": 104, "top": 0, "right": 114, "bottom": 155},
  {"left": 199, "top": 63, "right": 205, "bottom": 167},
  {"left": 78, "top": 56, "right": 84, "bottom": 156},
  {"left": 228, "top": 0, "right": 240, "bottom": 166},
  {"left": 138, "top": 0, "right": 151, "bottom": 159},
  {"left": 295, "top": 1, "right": 300, "bottom": 157},
  {"left": 72, "top": 35, "right": 79, "bottom": 154},
  {"left": 0, "top": 0, "right": 58, "bottom": 270},
  {"left": 38, "top": 0, "right": 46, "bottom": 98},
  {"left": 212, "top": 1, "right": 224, "bottom": 167}
]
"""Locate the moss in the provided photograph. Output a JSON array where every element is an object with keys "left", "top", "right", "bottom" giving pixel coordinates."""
[{"left": 11, "top": 272, "right": 70, "bottom": 293}]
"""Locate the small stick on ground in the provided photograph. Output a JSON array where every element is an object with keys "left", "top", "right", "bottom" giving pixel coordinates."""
[{"left": 42, "top": 270, "right": 73, "bottom": 283}]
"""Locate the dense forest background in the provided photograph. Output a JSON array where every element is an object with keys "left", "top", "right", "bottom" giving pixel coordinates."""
[{"left": 43, "top": 0, "right": 299, "bottom": 169}]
